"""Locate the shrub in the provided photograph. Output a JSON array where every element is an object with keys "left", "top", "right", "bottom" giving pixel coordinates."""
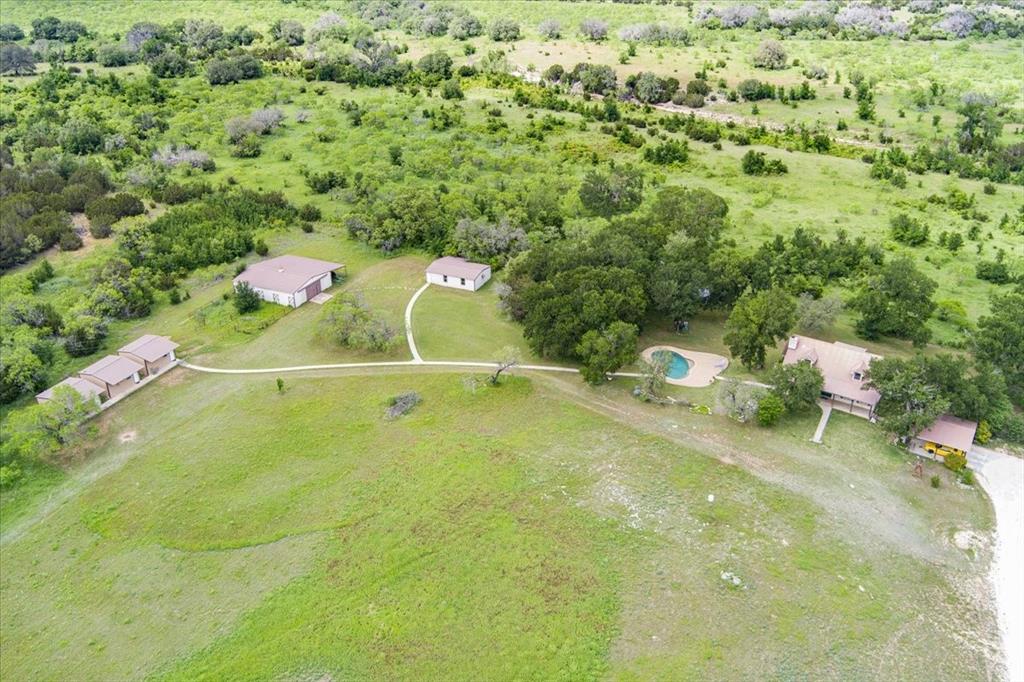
[
  {"left": 298, "top": 204, "right": 321, "bottom": 221},
  {"left": 386, "top": 391, "right": 421, "bottom": 419},
  {"left": 233, "top": 281, "right": 261, "bottom": 313},
  {"left": 753, "top": 40, "right": 787, "bottom": 70},
  {"left": 206, "top": 54, "right": 262, "bottom": 85},
  {"left": 643, "top": 140, "right": 689, "bottom": 165},
  {"left": 538, "top": 18, "right": 562, "bottom": 39},
  {"left": 85, "top": 193, "right": 144, "bottom": 225},
  {"left": 305, "top": 170, "right": 346, "bottom": 194},
  {"left": 943, "top": 451, "right": 967, "bottom": 473},
  {"left": 0, "top": 24, "right": 25, "bottom": 41},
  {"left": 930, "top": 474, "right": 941, "bottom": 488},
  {"left": 489, "top": 18, "right": 520, "bottom": 42},
  {"left": 449, "top": 14, "right": 483, "bottom": 40},
  {"left": 254, "top": 239, "right": 269, "bottom": 256},
  {"left": 62, "top": 313, "right": 107, "bottom": 356},
  {"left": 741, "top": 150, "right": 788, "bottom": 175},
  {"left": 976, "top": 419, "right": 991, "bottom": 445},
  {"left": 578, "top": 18, "right": 609, "bottom": 41},
  {"left": 757, "top": 392, "right": 786, "bottom": 426},
  {"left": 682, "top": 93, "right": 705, "bottom": 108},
  {"left": 440, "top": 78, "right": 464, "bottom": 100},
  {"left": 976, "top": 260, "right": 1010, "bottom": 284},
  {"left": 889, "top": 213, "right": 929, "bottom": 246}
]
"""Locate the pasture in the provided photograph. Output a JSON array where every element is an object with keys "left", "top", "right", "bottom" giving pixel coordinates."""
[{"left": 0, "top": 365, "right": 1000, "bottom": 680}]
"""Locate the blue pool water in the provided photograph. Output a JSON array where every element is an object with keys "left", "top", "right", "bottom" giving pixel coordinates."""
[{"left": 653, "top": 350, "right": 692, "bottom": 379}]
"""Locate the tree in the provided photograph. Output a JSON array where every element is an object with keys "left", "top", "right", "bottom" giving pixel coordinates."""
[
  {"left": 578, "top": 165, "right": 644, "bottom": 217},
  {"left": 0, "top": 335, "right": 46, "bottom": 403},
  {"left": 768, "top": 360, "right": 824, "bottom": 412},
  {"left": 723, "top": 288, "right": 797, "bottom": 370},
  {"left": 635, "top": 353, "right": 669, "bottom": 402},
  {"left": 318, "top": 293, "right": 397, "bottom": 352},
  {"left": 449, "top": 14, "right": 483, "bottom": 40},
  {"left": 649, "top": 186, "right": 729, "bottom": 244},
  {"left": 957, "top": 95, "right": 1002, "bottom": 155},
  {"left": 233, "top": 281, "right": 261, "bottom": 313},
  {"left": 489, "top": 346, "right": 521, "bottom": 385},
  {"left": 62, "top": 313, "right": 107, "bottom": 357},
  {"left": 270, "top": 19, "right": 305, "bottom": 45},
  {"left": 489, "top": 18, "right": 521, "bottom": 42},
  {"left": 866, "top": 357, "right": 950, "bottom": 439},
  {"left": 576, "top": 321, "right": 638, "bottom": 385},
  {"left": 521, "top": 266, "right": 647, "bottom": 359},
  {"left": 452, "top": 217, "right": 528, "bottom": 266},
  {"left": 718, "top": 381, "right": 762, "bottom": 423},
  {"left": 849, "top": 256, "right": 936, "bottom": 346},
  {"left": 0, "top": 43, "right": 35, "bottom": 75},
  {"left": 36, "top": 385, "right": 94, "bottom": 446},
  {"left": 418, "top": 51, "right": 453, "bottom": 80},
  {"left": 753, "top": 40, "right": 787, "bottom": 70},
  {"left": 633, "top": 71, "right": 667, "bottom": 104},
  {"left": 757, "top": 392, "right": 786, "bottom": 426},
  {"left": 976, "top": 291, "right": 1024, "bottom": 404},
  {"left": 795, "top": 293, "right": 842, "bottom": 333}
]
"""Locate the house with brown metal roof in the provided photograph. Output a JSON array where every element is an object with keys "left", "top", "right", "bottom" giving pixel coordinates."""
[
  {"left": 118, "top": 335, "right": 179, "bottom": 376},
  {"left": 913, "top": 414, "right": 978, "bottom": 459},
  {"left": 783, "top": 335, "right": 882, "bottom": 418},
  {"left": 78, "top": 355, "right": 144, "bottom": 401},
  {"left": 36, "top": 376, "right": 104, "bottom": 406},
  {"left": 233, "top": 255, "right": 343, "bottom": 308},
  {"left": 426, "top": 256, "right": 491, "bottom": 292}
]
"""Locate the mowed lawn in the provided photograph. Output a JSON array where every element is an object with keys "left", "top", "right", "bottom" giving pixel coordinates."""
[{"left": 0, "top": 369, "right": 998, "bottom": 681}]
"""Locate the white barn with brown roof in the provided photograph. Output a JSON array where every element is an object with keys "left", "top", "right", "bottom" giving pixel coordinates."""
[
  {"left": 78, "top": 355, "right": 145, "bottom": 401},
  {"left": 783, "top": 335, "right": 882, "bottom": 418},
  {"left": 118, "top": 335, "right": 179, "bottom": 376},
  {"left": 234, "top": 255, "right": 342, "bottom": 308},
  {"left": 426, "top": 257, "right": 491, "bottom": 292}
]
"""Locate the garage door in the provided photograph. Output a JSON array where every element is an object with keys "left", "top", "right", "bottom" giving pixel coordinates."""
[{"left": 304, "top": 279, "right": 321, "bottom": 300}]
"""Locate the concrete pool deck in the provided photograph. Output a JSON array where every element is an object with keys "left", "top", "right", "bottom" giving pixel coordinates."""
[{"left": 641, "top": 345, "right": 730, "bottom": 388}]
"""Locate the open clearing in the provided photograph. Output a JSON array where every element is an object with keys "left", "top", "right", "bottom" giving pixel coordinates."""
[{"left": 0, "top": 367, "right": 1002, "bottom": 680}]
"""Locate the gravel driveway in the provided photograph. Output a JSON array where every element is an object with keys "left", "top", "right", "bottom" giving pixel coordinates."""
[{"left": 970, "top": 446, "right": 1024, "bottom": 682}]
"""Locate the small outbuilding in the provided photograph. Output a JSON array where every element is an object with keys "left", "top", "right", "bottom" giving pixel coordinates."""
[
  {"left": 913, "top": 414, "right": 978, "bottom": 460},
  {"left": 36, "top": 376, "right": 104, "bottom": 406},
  {"left": 426, "top": 257, "right": 491, "bottom": 292},
  {"left": 118, "top": 335, "right": 179, "bottom": 376},
  {"left": 78, "top": 355, "right": 145, "bottom": 401},
  {"left": 234, "top": 255, "right": 343, "bottom": 308}
]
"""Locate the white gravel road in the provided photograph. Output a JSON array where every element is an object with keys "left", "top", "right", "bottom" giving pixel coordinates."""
[{"left": 970, "top": 446, "right": 1024, "bottom": 682}]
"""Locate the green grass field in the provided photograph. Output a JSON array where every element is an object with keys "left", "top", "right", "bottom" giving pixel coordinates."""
[
  {"left": 0, "top": 3, "right": 1019, "bottom": 678},
  {"left": 0, "top": 365, "right": 1000, "bottom": 680}
]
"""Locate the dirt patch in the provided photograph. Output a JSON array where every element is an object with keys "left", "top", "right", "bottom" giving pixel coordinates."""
[{"left": 119, "top": 430, "right": 137, "bottom": 444}]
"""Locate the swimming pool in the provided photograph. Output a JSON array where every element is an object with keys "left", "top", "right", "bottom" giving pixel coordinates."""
[{"left": 653, "top": 349, "right": 692, "bottom": 379}]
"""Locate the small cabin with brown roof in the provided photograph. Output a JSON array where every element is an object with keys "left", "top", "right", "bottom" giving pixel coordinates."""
[
  {"left": 78, "top": 355, "right": 144, "bottom": 401},
  {"left": 233, "top": 255, "right": 343, "bottom": 308},
  {"left": 426, "top": 257, "right": 491, "bottom": 292},
  {"left": 36, "top": 376, "right": 104, "bottom": 406},
  {"left": 118, "top": 335, "right": 179, "bottom": 376}
]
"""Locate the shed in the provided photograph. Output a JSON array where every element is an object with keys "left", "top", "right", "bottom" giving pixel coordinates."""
[
  {"left": 118, "top": 335, "right": 179, "bottom": 376},
  {"left": 913, "top": 414, "right": 978, "bottom": 459},
  {"left": 426, "top": 257, "right": 491, "bottom": 292},
  {"left": 78, "top": 355, "right": 144, "bottom": 400},
  {"left": 234, "top": 255, "right": 342, "bottom": 308},
  {"left": 36, "top": 376, "right": 104, "bottom": 406}
]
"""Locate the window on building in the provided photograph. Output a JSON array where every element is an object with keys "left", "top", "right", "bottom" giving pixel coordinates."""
[
  {"left": 852, "top": 371, "right": 862, "bottom": 380},
  {"left": 460, "top": 277, "right": 466, "bottom": 285},
  {"left": 442, "top": 274, "right": 448, "bottom": 283}
]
